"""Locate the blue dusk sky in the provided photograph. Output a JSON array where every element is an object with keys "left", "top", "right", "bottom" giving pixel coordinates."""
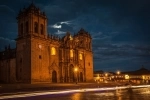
[{"left": 0, "top": 0, "right": 150, "bottom": 72}]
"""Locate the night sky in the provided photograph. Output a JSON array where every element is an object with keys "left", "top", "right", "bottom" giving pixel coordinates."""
[{"left": 0, "top": 0, "right": 150, "bottom": 72}]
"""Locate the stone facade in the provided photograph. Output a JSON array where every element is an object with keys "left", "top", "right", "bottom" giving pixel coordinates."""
[
  {"left": 0, "top": 48, "right": 16, "bottom": 83},
  {"left": 0, "top": 3, "right": 93, "bottom": 84}
]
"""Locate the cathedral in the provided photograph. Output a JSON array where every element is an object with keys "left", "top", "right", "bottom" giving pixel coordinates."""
[{"left": 0, "top": 3, "right": 93, "bottom": 84}]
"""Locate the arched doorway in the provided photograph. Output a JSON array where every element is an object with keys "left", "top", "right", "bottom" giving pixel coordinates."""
[
  {"left": 80, "top": 72, "right": 83, "bottom": 82},
  {"left": 52, "top": 70, "right": 57, "bottom": 83},
  {"left": 69, "top": 65, "right": 74, "bottom": 82},
  {"left": 64, "top": 67, "right": 68, "bottom": 82}
]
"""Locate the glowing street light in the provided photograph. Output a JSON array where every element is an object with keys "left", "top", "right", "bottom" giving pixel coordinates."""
[
  {"left": 116, "top": 71, "right": 120, "bottom": 82},
  {"left": 105, "top": 73, "right": 108, "bottom": 76},
  {"left": 74, "top": 68, "right": 78, "bottom": 72},
  {"left": 74, "top": 67, "right": 78, "bottom": 84},
  {"left": 117, "top": 71, "right": 120, "bottom": 75}
]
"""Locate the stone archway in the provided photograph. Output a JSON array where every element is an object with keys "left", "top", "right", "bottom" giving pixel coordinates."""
[
  {"left": 69, "top": 64, "right": 74, "bottom": 82},
  {"left": 52, "top": 70, "right": 57, "bottom": 83},
  {"left": 80, "top": 72, "right": 83, "bottom": 82}
]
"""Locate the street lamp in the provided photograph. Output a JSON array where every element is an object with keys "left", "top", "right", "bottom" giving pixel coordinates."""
[
  {"left": 104, "top": 73, "right": 108, "bottom": 83},
  {"left": 105, "top": 73, "right": 108, "bottom": 76},
  {"left": 74, "top": 67, "right": 78, "bottom": 84},
  {"left": 116, "top": 71, "right": 120, "bottom": 82},
  {"left": 117, "top": 71, "right": 120, "bottom": 75},
  {"left": 74, "top": 67, "right": 78, "bottom": 72}
]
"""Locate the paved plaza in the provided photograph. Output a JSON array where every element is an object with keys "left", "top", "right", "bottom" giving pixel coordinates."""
[{"left": 0, "top": 82, "right": 120, "bottom": 94}]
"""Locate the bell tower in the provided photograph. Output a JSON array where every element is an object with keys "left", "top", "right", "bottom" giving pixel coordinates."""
[
  {"left": 16, "top": 3, "right": 48, "bottom": 83},
  {"left": 16, "top": 3, "right": 47, "bottom": 38},
  {"left": 75, "top": 28, "right": 93, "bottom": 82}
]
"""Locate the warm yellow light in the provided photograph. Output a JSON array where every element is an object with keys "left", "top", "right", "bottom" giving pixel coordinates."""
[
  {"left": 51, "top": 47, "right": 56, "bottom": 55},
  {"left": 74, "top": 68, "right": 78, "bottom": 72},
  {"left": 142, "top": 75, "right": 145, "bottom": 79},
  {"left": 70, "top": 49, "right": 73, "bottom": 57},
  {"left": 105, "top": 73, "right": 108, "bottom": 76},
  {"left": 79, "top": 53, "right": 82, "bottom": 60},
  {"left": 39, "top": 44, "right": 42, "bottom": 49},
  {"left": 97, "top": 75, "right": 100, "bottom": 79},
  {"left": 125, "top": 74, "right": 129, "bottom": 79},
  {"left": 117, "top": 71, "right": 120, "bottom": 75},
  {"left": 69, "top": 35, "right": 73, "bottom": 40},
  {"left": 112, "top": 76, "right": 114, "bottom": 78}
]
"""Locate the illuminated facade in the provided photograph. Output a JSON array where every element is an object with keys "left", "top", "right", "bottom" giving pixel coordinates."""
[
  {"left": 94, "top": 67, "right": 150, "bottom": 84},
  {"left": 111, "top": 67, "right": 150, "bottom": 84},
  {"left": 93, "top": 71, "right": 114, "bottom": 82},
  {"left": 0, "top": 3, "right": 93, "bottom": 83}
]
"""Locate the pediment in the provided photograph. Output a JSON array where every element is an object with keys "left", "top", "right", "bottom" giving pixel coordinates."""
[{"left": 49, "top": 61, "right": 58, "bottom": 70}]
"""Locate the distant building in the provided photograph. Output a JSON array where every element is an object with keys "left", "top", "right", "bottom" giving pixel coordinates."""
[
  {"left": 93, "top": 70, "right": 114, "bottom": 82},
  {"left": 112, "top": 67, "right": 150, "bottom": 84},
  {"left": 94, "top": 67, "right": 150, "bottom": 84},
  {"left": 0, "top": 3, "right": 93, "bottom": 84},
  {"left": 0, "top": 47, "right": 16, "bottom": 83}
]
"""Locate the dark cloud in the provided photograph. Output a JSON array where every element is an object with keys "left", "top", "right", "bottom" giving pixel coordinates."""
[{"left": 0, "top": 0, "right": 150, "bottom": 71}]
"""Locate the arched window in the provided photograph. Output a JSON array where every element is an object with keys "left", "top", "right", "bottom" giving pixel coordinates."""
[
  {"left": 40, "top": 24, "right": 44, "bottom": 34},
  {"left": 51, "top": 47, "right": 56, "bottom": 55},
  {"left": 34, "top": 22, "right": 38, "bottom": 33},
  {"left": 79, "top": 53, "right": 82, "bottom": 60},
  {"left": 70, "top": 49, "right": 73, "bottom": 57},
  {"left": 25, "top": 21, "right": 28, "bottom": 33}
]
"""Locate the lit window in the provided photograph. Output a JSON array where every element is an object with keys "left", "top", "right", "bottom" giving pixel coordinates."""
[
  {"left": 79, "top": 53, "right": 82, "bottom": 60},
  {"left": 51, "top": 47, "right": 56, "bottom": 55},
  {"left": 125, "top": 75, "right": 129, "bottom": 79},
  {"left": 70, "top": 49, "right": 73, "bottom": 57}
]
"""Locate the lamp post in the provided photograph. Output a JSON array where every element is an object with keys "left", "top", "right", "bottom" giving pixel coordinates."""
[
  {"left": 116, "top": 71, "right": 120, "bottom": 82},
  {"left": 117, "top": 71, "right": 120, "bottom": 75},
  {"left": 104, "top": 73, "right": 108, "bottom": 83},
  {"left": 74, "top": 67, "right": 78, "bottom": 84}
]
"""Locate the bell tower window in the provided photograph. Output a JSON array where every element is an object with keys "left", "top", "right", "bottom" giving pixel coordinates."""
[
  {"left": 40, "top": 24, "right": 44, "bottom": 34},
  {"left": 51, "top": 47, "right": 56, "bottom": 55},
  {"left": 34, "top": 22, "right": 38, "bottom": 33}
]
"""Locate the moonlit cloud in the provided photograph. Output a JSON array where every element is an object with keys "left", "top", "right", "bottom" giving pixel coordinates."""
[
  {"left": 60, "top": 21, "right": 71, "bottom": 25},
  {"left": 49, "top": 24, "right": 62, "bottom": 29},
  {"left": 49, "top": 20, "right": 72, "bottom": 29}
]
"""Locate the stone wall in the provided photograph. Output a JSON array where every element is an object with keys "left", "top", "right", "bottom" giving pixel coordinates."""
[{"left": 0, "top": 58, "right": 16, "bottom": 83}]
